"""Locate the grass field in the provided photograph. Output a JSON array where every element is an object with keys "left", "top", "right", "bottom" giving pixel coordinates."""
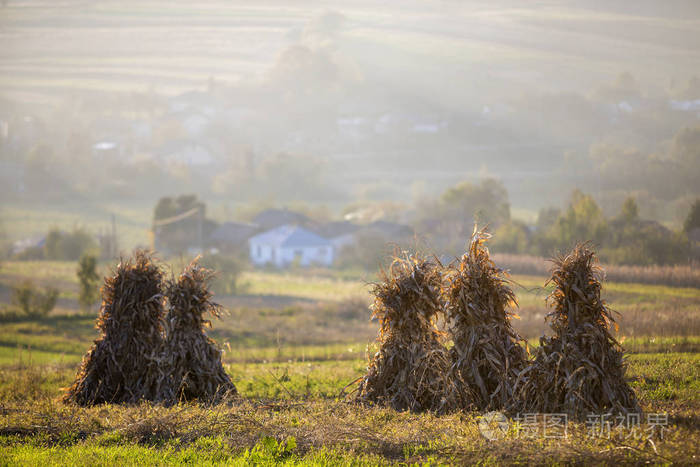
[
  {"left": 0, "top": 260, "right": 698, "bottom": 464},
  {"left": 2, "top": 0, "right": 700, "bottom": 104}
]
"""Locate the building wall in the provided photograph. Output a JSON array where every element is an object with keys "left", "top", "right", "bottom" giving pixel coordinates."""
[
  {"left": 249, "top": 241, "right": 334, "bottom": 267},
  {"left": 249, "top": 241, "right": 274, "bottom": 266},
  {"left": 277, "top": 245, "right": 333, "bottom": 267}
]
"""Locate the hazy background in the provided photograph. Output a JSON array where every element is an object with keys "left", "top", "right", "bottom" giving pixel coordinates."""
[{"left": 1, "top": 0, "right": 699, "bottom": 257}]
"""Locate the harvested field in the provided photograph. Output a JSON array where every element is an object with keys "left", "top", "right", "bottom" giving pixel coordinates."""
[{"left": 0, "top": 257, "right": 698, "bottom": 464}]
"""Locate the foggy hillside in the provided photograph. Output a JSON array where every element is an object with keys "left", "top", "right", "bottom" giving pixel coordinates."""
[{"left": 1, "top": 0, "right": 699, "bottom": 247}]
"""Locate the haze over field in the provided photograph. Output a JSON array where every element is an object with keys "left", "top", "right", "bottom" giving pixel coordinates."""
[
  {"left": 1, "top": 0, "right": 699, "bottom": 252},
  {"left": 1, "top": 3, "right": 700, "bottom": 464}
]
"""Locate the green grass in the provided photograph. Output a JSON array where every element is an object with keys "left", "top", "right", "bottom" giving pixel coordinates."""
[
  {"left": 0, "top": 435, "right": 390, "bottom": 466},
  {"left": 0, "top": 204, "right": 152, "bottom": 252},
  {"left": 0, "top": 261, "right": 698, "bottom": 464},
  {"left": 0, "top": 351, "right": 697, "bottom": 465},
  {"left": 238, "top": 271, "right": 368, "bottom": 302}
]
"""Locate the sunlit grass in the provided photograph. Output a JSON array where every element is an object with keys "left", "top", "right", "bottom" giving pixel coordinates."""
[{"left": 238, "top": 271, "right": 368, "bottom": 302}]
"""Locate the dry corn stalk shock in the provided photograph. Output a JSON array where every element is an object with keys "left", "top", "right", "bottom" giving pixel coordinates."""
[
  {"left": 510, "top": 243, "right": 640, "bottom": 420},
  {"left": 163, "top": 259, "right": 236, "bottom": 403},
  {"left": 355, "top": 252, "right": 459, "bottom": 414},
  {"left": 64, "top": 251, "right": 169, "bottom": 406},
  {"left": 444, "top": 228, "right": 528, "bottom": 411}
]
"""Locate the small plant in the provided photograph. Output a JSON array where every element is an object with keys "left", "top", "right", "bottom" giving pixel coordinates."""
[
  {"left": 244, "top": 436, "right": 297, "bottom": 463},
  {"left": 77, "top": 253, "right": 100, "bottom": 312},
  {"left": 11, "top": 281, "right": 58, "bottom": 319}
]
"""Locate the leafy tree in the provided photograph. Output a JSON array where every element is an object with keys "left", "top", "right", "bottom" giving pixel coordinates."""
[
  {"left": 440, "top": 178, "right": 510, "bottom": 227},
  {"left": 617, "top": 197, "right": 639, "bottom": 224},
  {"left": 337, "top": 231, "right": 397, "bottom": 271},
  {"left": 44, "top": 229, "right": 63, "bottom": 260},
  {"left": 58, "top": 228, "right": 97, "bottom": 261},
  {"left": 491, "top": 220, "right": 530, "bottom": 254},
  {"left": 684, "top": 199, "right": 700, "bottom": 233},
  {"left": 536, "top": 207, "right": 560, "bottom": 232},
  {"left": 44, "top": 228, "right": 97, "bottom": 261},
  {"left": 77, "top": 253, "right": 100, "bottom": 311},
  {"left": 153, "top": 194, "right": 206, "bottom": 254},
  {"left": 546, "top": 190, "right": 607, "bottom": 252}
]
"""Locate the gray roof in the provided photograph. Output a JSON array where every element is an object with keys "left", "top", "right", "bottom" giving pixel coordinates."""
[
  {"left": 364, "top": 220, "right": 414, "bottom": 238},
  {"left": 209, "top": 222, "right": 259, "bottom": 245},
  {"left": 314, "top": 221, "right": 360, "bottom": 239},
  {"left": 249, "top": 224, "right": 330, "bottom": 248},
  {"left": 252, "top": 208, "right": 310, "bottom": 230}
]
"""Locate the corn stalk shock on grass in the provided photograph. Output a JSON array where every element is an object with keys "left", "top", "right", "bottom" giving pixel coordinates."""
[
  {"left": 163, "top": 259, "right": 237, "bottom": 404},
  {"left": 354, "top": 252, "right": 459, "bottom": 414},
  {"left": 444, "top": 228, "right": 528, "bottom": 411},
  {"left": 510, "top": 243, "right": 640, "bottom": 420},
  {"left": 64, "top": 251, "right": 170, "bottom": 406}
]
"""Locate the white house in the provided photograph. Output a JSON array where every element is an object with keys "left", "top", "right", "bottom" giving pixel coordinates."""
[{"left": 248, "top": 224, "right": 333, "bottom": 268}]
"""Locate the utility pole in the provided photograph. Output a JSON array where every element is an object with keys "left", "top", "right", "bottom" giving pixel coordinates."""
[
  {"left": 197, "top": 205, "right": 204, "bottom": 253},
  {"left": 111, "top": 213, "right": 118, "bottom": 258}
]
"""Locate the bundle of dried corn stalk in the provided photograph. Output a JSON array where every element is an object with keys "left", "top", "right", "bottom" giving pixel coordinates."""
[
  {"left": 444, "top": 228, "right": 528, "bottom": 411},
  {"left": 355, "top": 252, "right": 459, "bottom": 414},
  {"left": 64, "top": 251, "right": 170, "bottom": 405},
  {"left": 510, "top": 244, "right": 640, "bottom": 419},
  {"left": 162, "top": 259, "right": 237, "bottom": 403}
]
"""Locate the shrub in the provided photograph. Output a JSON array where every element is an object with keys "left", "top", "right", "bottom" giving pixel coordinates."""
[
  {"left": 77, "top": 253, "right": 100, "bottom": 311},
  {"left": 200, "top": 253, "right": 244, "bottom": 295},
  {"left": 45, "top": 228, "right": 98, "bottom": 261},
  {"left": 11, "top": 281, "right": 59, "bottom": 319}
]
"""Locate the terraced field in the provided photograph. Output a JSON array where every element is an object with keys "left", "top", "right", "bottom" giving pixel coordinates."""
[{"left": 2, "top": 0, "right": 699, "bottom": 104}]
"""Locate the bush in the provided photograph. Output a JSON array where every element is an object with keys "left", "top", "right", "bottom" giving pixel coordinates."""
[
  {"left": 200, "top": 254, "right": 244, "bottom": 295},
  {"left": 44, "top": 228, "right": 98, "bottom": 261},
  {"left": 336, "top": 232, "right": 395, "bottom": 271},
  {"left": 491, "top": 220, "right": 530, "bottom": 254},
  {"left": 11, "top": 281, "right": 59, "bottom": 319},
  {"left": 77, "top": 253, "right": 100, "bottom": 311}
]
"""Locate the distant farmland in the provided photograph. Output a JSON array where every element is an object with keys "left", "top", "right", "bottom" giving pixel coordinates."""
[{"left": 2, "top": 0, "right": 700, "bottom": 104}]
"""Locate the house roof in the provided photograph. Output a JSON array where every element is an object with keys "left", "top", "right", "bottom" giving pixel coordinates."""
[
  {"left": 249, "top": 225, "right": 330, "bottom": 248},
  {"left": 364, "top": 220, "right": 414, "bottom": 238},
  {"left": 209, "top": 222, "right": 259, "bottom": 245},
  {"left": 252, "top": 208, "right": 310, "bottom": 230},
  {"left": 314, "top": 221, "right": 360, "bottom": 239}
]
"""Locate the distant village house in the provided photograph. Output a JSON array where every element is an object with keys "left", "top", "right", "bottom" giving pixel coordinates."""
[{"left": 248, "top": 224, "right": 333, "bottom": 267}]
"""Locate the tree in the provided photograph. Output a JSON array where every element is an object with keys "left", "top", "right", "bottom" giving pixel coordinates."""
[
  {"left": 44, "top": 228, "right": 98, "bottom": 261},
  {"left": 547, "top": 190, "right": 607, "bottom": 252},
  {"left": 440, "top": 178, "right": 510, "bottom": 227},
  {"left": 684, "top": 199, "right": 700, "bottom": 233},
  {"left": 491, "top": 220, "right": 530, "bottom": 254},
  {"left": 617, "top": 197, "right": 639, "bottom": 224},
  {"left": 44, "top": 229, "right": 63, "bottom": 260},
  {"left": 153, "top": 194, "right": 206, "bottom": 254},
  {"left": 77, "top": 253, "right": 100, "bottom": 311}
]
